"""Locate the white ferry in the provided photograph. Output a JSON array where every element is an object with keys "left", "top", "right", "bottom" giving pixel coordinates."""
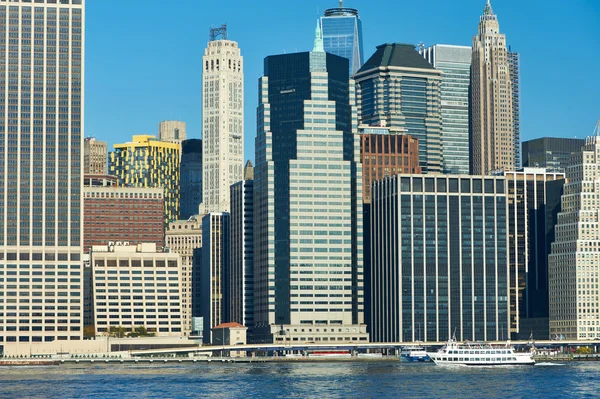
[
  {"left": 400, "top": 346, "right": 430, "bottom": 362},
  {"left": 427, "top": 338, "right": 535, "bottom": 366}
]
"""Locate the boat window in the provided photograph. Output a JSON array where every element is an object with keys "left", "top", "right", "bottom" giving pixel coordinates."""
[{"left": 475, "top": 358, "right": 480, "bottom": 361}]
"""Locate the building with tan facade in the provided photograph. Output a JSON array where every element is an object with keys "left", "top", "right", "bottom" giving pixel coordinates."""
[
  {"left": 158, "top": 120, "right": 187, "bottom": 145},
  {"left": 84, "top": 137, "right": 108, "bottom": 175}
]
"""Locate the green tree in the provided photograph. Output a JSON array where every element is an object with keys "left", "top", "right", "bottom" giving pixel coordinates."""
[{"left": 84, "top": 326, "right": 96, "bottom": 339}]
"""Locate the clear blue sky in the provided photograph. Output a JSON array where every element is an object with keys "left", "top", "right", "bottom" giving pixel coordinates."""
[{"left": 86, "top": 0, "right": 600, "bottom": 162}]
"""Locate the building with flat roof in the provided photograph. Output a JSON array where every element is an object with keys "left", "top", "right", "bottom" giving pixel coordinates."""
[
  {"left": 321, "top": 1, "right": 364, "bottom": 76},
  {"left": 158, "top": 120, "right": 186, "bottom": 145},
  {"left": 90, "top": 242, "right": 183, "bottom": 337},
  {"left": 522, "top": 137, "right": 585, "bottom": 172},
  {"left": 180, "top": 139, "right": 203, "bottom": 220},
  {"left": 84, "top": 138, "right": 108, "bottom": 175}
]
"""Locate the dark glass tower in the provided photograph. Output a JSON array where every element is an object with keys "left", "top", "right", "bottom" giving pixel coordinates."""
[
  {"left": 180, "top": 139, "right": 203, "bottom": 219},
  {"left": 321, "top": 1, "right": 364, "bottom": 76}
]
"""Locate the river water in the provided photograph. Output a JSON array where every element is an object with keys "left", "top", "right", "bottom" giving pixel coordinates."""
[{"left": 0, "top": 361, "right": 595, "bottom": 398}]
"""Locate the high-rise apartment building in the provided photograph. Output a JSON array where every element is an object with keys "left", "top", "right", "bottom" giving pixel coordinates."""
[
  {"left": 84, "top": 137, "right": 107, "bottom": 175},
  {"left": 90, "top": 242, "right": 183, "bottom": 337},
  {"left": 355, "top": 43, "right": 443, "bottom": 173},
  {"left": 471, "top": 0, "right": 515, "bottom": 175},
  {"left": 158, "top": 120, "right": 186, "bottom": 145},
  {"left": 166, "top": 217, "right": 203, "bottom": 336},
  {"left": 254, "top": 24, "right": 367, "bottom": 344},
  {"left": 422, "top": 45, "right": 471, "bottom": 175},
  {"left": 321, "top": 1, "right": 364, "bottom": 76},
  {"left": 230, "top": 162, "right": 254, "bottom": 329},
  {"left": 549, "top": 131, "right": 600, "bottom": 340},
  {"left": 371, "top": 175, "right": 509, "bottom": 343},
  {"left": 508, "top": 48, "right": 520, "bottom": 166},
  {"left": 202, "top": 26, "right": 244, "bottom": 213},
  {"left": 358, "top": 125, "right": 421, "bottom": 204},
  {"left": 504, "top": 168, "right": 565, "bottom": 339},
  {"left": 201, "top": 213, "right": 230, "bottom": 343},
  {"left": 0, "top": 0, "right": 85, "bottom": 345},
  {"left": 522, "top": 137, "right": 585, "bottom": 172},
  {"left": 180, "top": 139, "right": 203, "bottom": 220},
  {"left": 109, "top": 135, "right": 180, "bottom": 223}
]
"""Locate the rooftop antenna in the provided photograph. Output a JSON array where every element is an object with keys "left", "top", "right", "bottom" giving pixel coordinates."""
[
  {"left": 209, "top": 24, "right": 227, "bottom": 41},
  {"left": 595, "top": 118, "right": 600, "bottom": 137}
]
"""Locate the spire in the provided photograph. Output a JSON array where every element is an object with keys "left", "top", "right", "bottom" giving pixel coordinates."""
[
  {"left": 313, "top": 19, "right": 324, "bottom": 52},
  {"left": 339, "top": 0, "right": 343, "bottom": 7},
  {"left": 483, "top": 0, "right": 494, "bottom": 16}
]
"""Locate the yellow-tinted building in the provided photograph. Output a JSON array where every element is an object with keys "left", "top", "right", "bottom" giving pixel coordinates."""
[{"left": 110, "top": 135, "right": 180, "bottom": 223}]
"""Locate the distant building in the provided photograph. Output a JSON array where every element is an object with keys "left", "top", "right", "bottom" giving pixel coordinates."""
[
  {"left": 422, "top": 44, "right": 471, "bottom": 174},
  {"left": 83, "top": 184, "right": 165, "bottom": 253},
  {"left": 359, "top": 125, "right": 421, "bottom": 204},
  {"left": 166, "top": 217, "right": 203, "bottom": 336},
  {"left": 109, "top": 135, "right": 180, "bottom": 223},
  {"left": 508, "top": 48, "right": 521, "bottom": 166},
  {"left": 321, "top": 1, "right": 364, "bottom": 75},
  {"left": 158, "top": 120, "right": 187, "bottom": 145},
  {"left": 371, "top": 174, "right": 509, "bottom": 342},
  {"left": 90, "top": 242, "right": 183, "bottom": 337},
  {"left": 522, "top": 137, "right": 585, "bottom": 172},
  {"left": 355, "top": 43, "right": 443, "bottom": 173},
  {"left": 230, "top": 161, "right": 254, "bottom": 330},
  {"left": 549, "top": 133, "right": 600, "bottom": 340},
  {"left": 201, "top": 213, "right": 231, "bottom": 344},
  {"left": 211, "top": 322, "right": 248, "bottom": 355},
  {"left": 180, "top": 139, "right": 203, "bottom": 219},
  {"left": 84, "top": 137, "right": 108, "bottom": 175}
]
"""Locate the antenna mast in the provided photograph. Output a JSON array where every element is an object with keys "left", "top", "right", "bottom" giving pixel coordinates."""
[{"left": 209, "top": 24, "right": 227, "bottom": 41}]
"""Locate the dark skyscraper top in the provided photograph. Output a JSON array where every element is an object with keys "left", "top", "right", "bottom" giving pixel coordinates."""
[
  {"left": 321, "top": 1, "right": 364, "bottom": 75},
  {"left": 180, "top": 139, "right": 203, "bottom": 219},
  {"left": 522, "top": 137, "right": 585, "bottom": 172}
]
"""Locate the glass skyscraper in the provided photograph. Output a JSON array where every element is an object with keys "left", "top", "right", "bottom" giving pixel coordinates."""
[
  {"left": 179, "top": 139, "right": 203, "bottom": 220},
  {"left": 321, "top": 2, "right": 364, "bottom": 76}
]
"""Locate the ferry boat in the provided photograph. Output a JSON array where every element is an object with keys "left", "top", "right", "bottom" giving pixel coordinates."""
[
  {"left": 400, "top": 346, "right": 430, "bottom": 362},
  {"left": 427, "top": 338, "right": 535, "bottom": 366}
]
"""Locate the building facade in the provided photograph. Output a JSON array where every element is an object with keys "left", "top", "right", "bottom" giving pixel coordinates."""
[
  {"left": 90, "top": 243, "right": 183, "bottom": 337},
  {"left": 254, "top": 26, "right": 367, "bottom": 344},
  {"left": 83, "top": 186, "right": 165, "bottom": 252},
  {"left": 471, "top": 0, "right": 515, "bottom": 175},
  {"left": 230, "top": 163, "right": 254, "bottom": 329},
  {"left": 84, "top": 137, "right": 107, "bottom": 175},
  {"left": 504, "top": 168, "right": 565, "bottom": 339},
  {"left": 180, "top": 139, "right": 203, "bottom": 220},
  {"left": 321, "top": 1, "right": 364, "bottom": 76},
  {"left": 158, "top": 120, "right": 186, "bottom": 145},
  {"left": 355, "top": 43, "right": 443, "bottom": 173},
  {"left": 109, "top": 135, "right": 180, "bottom": 223},
  {"left": 0, "top": 0, "right": 85, "bottom": 345},
  {"left": 371, "top": 175, "right": 509, "bottom": 343},
  {"left": 422, "top": 44, "right": 471, "bottom": 175},
  {"left": 202, "top": 28, "right": 244, "bottom": 213},
  {"left": 201, "top": 213, "right": 230, "bottom": 343},
  {"left": 165, "top": 217, "right": 202, "bottom": 336},
  {"left": 358, "top": 125, "right": 421, "bottom": 204},
  {"left": 522, "top": 137, "right": 585, "bottom": 172},
  {"left": 549, "top": 134, "right": 600, "bottom": 340},
  {"left": 508, "top": 48, "right": 520, "bottom": 167}
]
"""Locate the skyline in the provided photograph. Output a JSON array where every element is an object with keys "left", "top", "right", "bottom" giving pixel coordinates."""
[{"left": 86, "top": 0, "right": 600, "bottom": 161}]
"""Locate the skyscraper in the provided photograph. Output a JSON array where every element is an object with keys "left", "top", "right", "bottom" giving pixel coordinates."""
[
  {"left": 549, "top": 128, "right": 600, "bottom": 340},
  {"left": 522, "top": 137, "right": 585, "bottom": 172},
  {"left": 84, "top": 137, "right": 107, "bottom": 175},
  {"left": 471, "top": 0, "right": 515, "bottom": 175},
  {"left": 254, "top": 23, "right": 367, "bottom": 343},
  {"left": 0, "top": 0, "right": 85, "bottom": 344},
  {"left": 202, "top": 25, "right": 244, "bottom": 213},
  {"left": 179, "top": 139, "right": 203, "bottom": 219},
  {"left": 355, "top": 43, "right": 443, "bottom": 173},
  {"left": 109, "top": 135, "right": 180, "bottom": 223},
  {"left": 158, "top": 120, "right": 186, "bottom": 145},
  {"left": 422, "top": 45, "right": 472, "bottom": 174},
  {"left": 508, "top": 48, "right": 520, "bottom": 166},
  {"left": 321, "top": 1, "right": 364, "bottom": 76}
]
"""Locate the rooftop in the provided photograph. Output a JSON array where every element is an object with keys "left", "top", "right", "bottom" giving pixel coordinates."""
[{"left": 358, "top": 43, "right": 437, "bottom": 73}]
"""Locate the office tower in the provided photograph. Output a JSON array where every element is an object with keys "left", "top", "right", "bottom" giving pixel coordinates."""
[
  {"left": 371, "top": 174, "right": 509, "bottom": 343},
  {"left": 201, "top": 213, "right": 230, "bottom": 343},
  {"left": 508, "top": 48, "right": 520, "bottom": 166},
  {"left": 83, "top": 185, "right": 165, "bottom": 252},
  {"left": 254, "top": 23, "right": 367, "bottom": 344},
  {"left": 230, "top": 161, "right": 254, "bottom": 329},
  {"left": 158, "top": 120, "right": 186, "bottom": 145},
  {"left": 359, "top": 125, "right": 421, "bottom": 204},
  {"left": 166, "top": 217, "right": 203, "bottom": 336},
  {"left": 90, "top": 243, "right": 183, "bottom": 337},
  {"left": 321, "top": 1, "right": 364, "bottom": 76},
  {"left": 109, "top": 135, "right": 180, "bottom": 223},
  {"left": 549, "top": 130, "right": 600, "bottom": 340},
  {"left": 84, "top": 137, "right": 108, "bottom": 175},
  {"left": 504, "top": 168, "right": 565, "bottom": 339},
  {"left": 0, "top": 0, "right": 85, "bottom": 345},
  {"left": 355, "top": 43, "right": 443, "bottom": 173},
  {"left": 202, "top": 25, "right": 244, "bottom": 213},
  {"left": 180, "top": 139, "right": 203, "bottom": 219},
  {"left": 422, "top": 45, "right": 471, "bottom": 174},
  {"left": 522, "top": 137, "right": 585, "bottom": 172},
  {"left": 471, "top": 0, "right": 515, "bottom": 175}
]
